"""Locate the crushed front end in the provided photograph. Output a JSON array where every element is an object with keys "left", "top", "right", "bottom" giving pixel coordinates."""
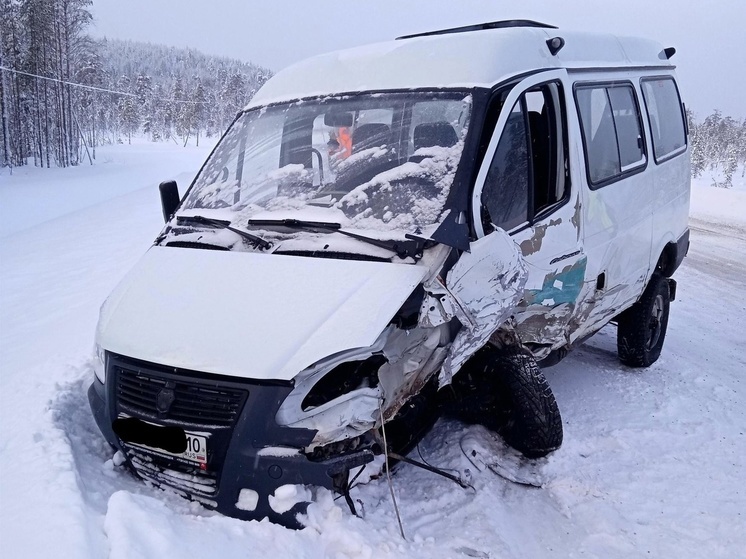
[
  {"left": 86, "top": 85, "right": 536, "bottom": 527},
  {"left": 88, "top": 353, "right": 376, "bottom": 528}
]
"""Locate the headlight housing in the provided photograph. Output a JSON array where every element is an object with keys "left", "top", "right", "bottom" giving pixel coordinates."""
[
  {"left": 93, "top": 344, "right": 106, "bottom": 384},
  {"left": 300, "top": 355, "right": 386, "bottom": 411}
]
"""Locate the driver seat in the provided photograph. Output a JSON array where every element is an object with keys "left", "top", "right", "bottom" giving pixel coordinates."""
[
  {"left": 410, "top": 122, "right": 458, "bottom": 162},
  {"left": 352, "top": 123, "right": 391, "bottom": 154}
]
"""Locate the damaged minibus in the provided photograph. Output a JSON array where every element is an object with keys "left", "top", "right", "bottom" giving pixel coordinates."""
[{"left": 88, "top": 20, "right": 690, "bottom": 527}]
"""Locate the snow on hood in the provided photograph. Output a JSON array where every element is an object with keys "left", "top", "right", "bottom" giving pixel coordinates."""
[{"left": 96, "top": 246, "right": 427, "bottom": 381}]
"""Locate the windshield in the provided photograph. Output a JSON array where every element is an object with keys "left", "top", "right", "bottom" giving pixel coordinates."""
[{"left": 182, "top": 92, "right": 472, "bottom": 232}]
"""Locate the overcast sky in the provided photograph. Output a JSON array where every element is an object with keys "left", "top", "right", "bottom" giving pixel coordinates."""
[{"left": 90, "top": 0, "right": 745, "bottom": 118}]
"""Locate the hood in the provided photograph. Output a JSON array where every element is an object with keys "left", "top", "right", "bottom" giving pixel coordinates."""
[{"left": 97, "top": 246, "right": 428, "bottom": 381}]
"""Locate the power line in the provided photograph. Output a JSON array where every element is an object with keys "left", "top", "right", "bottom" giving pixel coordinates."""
[{"left": 0, "top": 66, "right": 209, "bottom": 105}]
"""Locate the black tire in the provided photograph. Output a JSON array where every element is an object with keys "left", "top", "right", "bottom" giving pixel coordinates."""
[
  {"left": 443, "top": 345, "right": 563, "bottom": 458},
  {"left": 617, "top": 274, "right": 671, "bottom": 367}
]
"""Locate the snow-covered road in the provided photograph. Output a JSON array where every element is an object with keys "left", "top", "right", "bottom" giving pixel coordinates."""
[{"left": 1, "top": 146, "right": 744, "bottom": 558}]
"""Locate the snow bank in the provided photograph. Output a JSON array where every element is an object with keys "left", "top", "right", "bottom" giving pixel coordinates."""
[
  {"left": 0, "top": 138, "right": 215, "bottom": 238},
  {"left": 691, "top": 174, "right": 746, "bottom": 229}
]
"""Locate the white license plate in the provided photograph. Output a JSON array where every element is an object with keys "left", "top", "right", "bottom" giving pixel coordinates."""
[{"left": 177, "top": 432, "right": 208, "bottom": 465}]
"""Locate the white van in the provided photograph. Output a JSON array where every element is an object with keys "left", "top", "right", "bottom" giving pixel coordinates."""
[{"left": 89, "top": 20, "right": 690, "bottom": 527}]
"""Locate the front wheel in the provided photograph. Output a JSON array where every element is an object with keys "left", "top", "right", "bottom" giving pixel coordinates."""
[
  {"left": 443, "top": 345, "right": 563, "bottom": 458},
  {"left": 617, "top": 274, "right": 671, "bottom": 367}
]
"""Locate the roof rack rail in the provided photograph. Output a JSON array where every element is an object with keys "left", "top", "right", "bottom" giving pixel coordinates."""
[{"left": 396, "top": 19, "right": 558, "bottom": 41}]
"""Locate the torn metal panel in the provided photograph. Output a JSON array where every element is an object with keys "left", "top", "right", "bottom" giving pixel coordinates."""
[
  {"left": 438, "top": 230, "right": 528, "bottom": 386},
  {"left": 274, "top": 334, "right": 390, "bottom": 446},
  {"left": 275, "top": 321, "right": 451, "bottom": 447},
  {"left": 513, "top": 258, "right": 587, "bottom": 353},
  {"left": 419, "top": 279, "right": 475, "bottom": 330},
  {"left": 378, "top": 326, "right": 450, "bottom": 421},
  {"left": 514, "top": 304, "right": 574, "bottom": 355}
]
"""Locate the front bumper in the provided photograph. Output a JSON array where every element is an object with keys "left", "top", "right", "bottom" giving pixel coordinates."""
[{"left": 88, "top": 353, "right": 374, "bottom": 528}]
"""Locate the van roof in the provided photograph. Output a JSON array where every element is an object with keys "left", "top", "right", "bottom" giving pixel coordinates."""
[{"left": 247, "top": 23, "right": 673, "bottom": 109}]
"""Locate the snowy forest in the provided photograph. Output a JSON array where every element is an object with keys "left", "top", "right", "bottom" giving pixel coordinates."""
[
  {"left": 1, "top": 0, "right": 745, "bottom": 183},
  {"left": 688, "top": 110, "right": 746, "bottom": 188},
  {"left": 0, "top": 0, "right": 270, "bottom": 169}
]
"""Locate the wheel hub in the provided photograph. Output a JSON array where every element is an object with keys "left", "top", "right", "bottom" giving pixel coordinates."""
[{"left": 646, "top": 294, "right": 665, "bottom": 350}]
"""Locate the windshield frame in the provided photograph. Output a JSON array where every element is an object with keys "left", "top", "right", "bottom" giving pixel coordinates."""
[{"left": 171, "top": 87, "right": 486, "bottom": 250}]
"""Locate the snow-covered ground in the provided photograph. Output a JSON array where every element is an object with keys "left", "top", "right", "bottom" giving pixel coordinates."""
[
  {"left": 0, "top": 139, "right": 215, "bottom": 239},
  {"left": 1, "top": 146, "right": 744, "bottom": 558}
]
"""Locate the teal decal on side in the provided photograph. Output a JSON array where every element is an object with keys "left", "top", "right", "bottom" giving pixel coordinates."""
[{"left": 525, "top": 256, "right": 587, "bottom": 306}]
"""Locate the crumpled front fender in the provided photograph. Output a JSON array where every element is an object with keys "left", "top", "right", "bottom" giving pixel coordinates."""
[{"left": 421, "top": 230, "right": 528, "bottom": 386}]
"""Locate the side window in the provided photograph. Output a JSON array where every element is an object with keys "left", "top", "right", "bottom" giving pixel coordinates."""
[
  {"left": 575, "top": 83, "right": 646, "bottom": 187},
  {"left": 576, "top": 87, "right": 619, "bottom": 183},
  {"left": 608, "top": 87, "right": 645, "bottom": 170},
  {"left": 525, "top": 84, "right": 567, "bottom": 214},
  {"left": 481, "top": 82, "right": 567, "bottom": 233},
  {"left": 641, "top": 78, "right": 687, "bottom": 162},
  {"left": 481, "top": 101, "right": 529, "bottom": 232}
]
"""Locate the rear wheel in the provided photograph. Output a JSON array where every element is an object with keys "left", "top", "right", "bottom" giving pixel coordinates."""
[
  {"left": 617, "top": 274, "right": 671, "bottom": 367},
  {"left": 443, "top": 345, "right": 563, "bottom": 458}
]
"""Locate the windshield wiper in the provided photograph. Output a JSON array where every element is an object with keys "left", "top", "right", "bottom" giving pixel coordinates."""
[
  {"left": 247, "top": 218, "right": 436, "bottom": 259},
  {"left": 176, "top": 215, "right": 271, "bottom": 250}
]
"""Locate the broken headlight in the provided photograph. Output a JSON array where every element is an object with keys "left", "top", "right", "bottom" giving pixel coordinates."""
[
  {"left": 301, "top": 355, "right": 386, "bottom": 411},
  {"left": 275, "top": 338, "right": 391, "bottom": 445}
]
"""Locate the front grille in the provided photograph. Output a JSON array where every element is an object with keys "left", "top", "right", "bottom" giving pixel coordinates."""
[
  {"left": 115, "top": 366, "right": 247, "bottom": 427},
  {"left": 128, "top": 451, "right": 218, "bottom": 499}
]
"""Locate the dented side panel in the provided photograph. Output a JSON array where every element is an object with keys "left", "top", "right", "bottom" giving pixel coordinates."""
[
  {"left": 572, "top": 74, "right": 655, "bottom": 321},
  {"left": 466, "top": 68, "right": 593, "bottom": 356},
  {"left": 510, "top": 179, "right": 587, "bottom": 352},
  {"left": 438, "top": 229, "right": 528, "bottom": 385}
]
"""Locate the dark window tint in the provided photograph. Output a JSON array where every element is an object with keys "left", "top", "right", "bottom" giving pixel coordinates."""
[
  {"left": 481, "top": 101, "right": 529, "bottom": 231},
  {"left": 576, "top": 83, "right": 646, "bottom": 186},
  {"left": 641, "top": 78, "right": 687, "bottom": 161}
]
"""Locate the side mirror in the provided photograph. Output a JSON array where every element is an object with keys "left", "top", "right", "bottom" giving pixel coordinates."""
[{"left": 159, "top": 180, "right": 180, "bottom": 223}]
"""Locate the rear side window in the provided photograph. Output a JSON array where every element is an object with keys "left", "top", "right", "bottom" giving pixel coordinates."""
[
  {"left": 641, "top": 78, "right": 687, "bottom": 162},
  {"left": 575, "top": 83, "right": 646, "bottom": 187}
]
